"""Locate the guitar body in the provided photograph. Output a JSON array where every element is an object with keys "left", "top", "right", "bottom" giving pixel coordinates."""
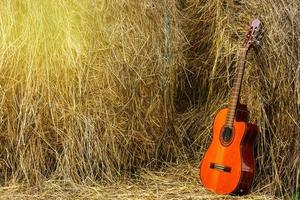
[{"left": 199, "top": 104, "right": 258, "bottom": 195}]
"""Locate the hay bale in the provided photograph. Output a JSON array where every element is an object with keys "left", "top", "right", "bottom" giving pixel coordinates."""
[
  {"left": 0, "top": 0, "right": 184, "bottom": 183},
  {"left": 178, "top": 0, "right": 300, "bottom": 197}
]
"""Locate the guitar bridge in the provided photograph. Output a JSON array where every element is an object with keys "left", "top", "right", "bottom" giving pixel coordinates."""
[{"left": 210, "top": 163, "right": 231, "bottom": 172}]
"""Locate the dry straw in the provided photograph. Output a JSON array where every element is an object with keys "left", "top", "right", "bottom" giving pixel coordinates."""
[
  {"left": 0, "top": 0, "right": 298, "bottom": 199},
  {"left": 0, "top": 0, "right": 184, "bottom": 184},
  {"left": 0, "top": 163, "right": 280, "bottom": 199}
]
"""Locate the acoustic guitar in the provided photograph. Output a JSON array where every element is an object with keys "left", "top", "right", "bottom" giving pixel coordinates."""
[{"left": 199, "top": 19, "right": 262, "bottom": 195}]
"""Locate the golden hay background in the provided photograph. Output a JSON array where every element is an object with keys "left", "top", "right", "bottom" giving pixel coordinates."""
[
  {"left": 0, "top": 0, "right": 298, "bottom": 199},
  {"left": 0, "top": 0, "right": 184, "bottom": 183}
]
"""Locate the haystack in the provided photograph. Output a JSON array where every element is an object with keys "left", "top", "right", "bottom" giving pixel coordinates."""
[
  {"left": 178, "top": 0, "right": 300, "bottom": 197},
  {"left": 0, "top": 0, "right": 184, "bottom": 184},
  {"left": 0, "top": 0, "right": 298, "bottom": 198}
]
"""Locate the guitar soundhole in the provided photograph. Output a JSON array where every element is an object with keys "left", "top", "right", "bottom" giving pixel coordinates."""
[{"left": 221, "top": 127, "right": 233, "bottom": 145}]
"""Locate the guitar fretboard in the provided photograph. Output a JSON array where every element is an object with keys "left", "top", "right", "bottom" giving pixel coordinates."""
[{"left": 225, "top": 48, "right": 248, "bottom": 128}]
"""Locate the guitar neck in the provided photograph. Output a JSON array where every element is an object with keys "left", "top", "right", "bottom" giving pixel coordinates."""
[{"left": 225, "top": 48, "right": 249, "bottom": 128}]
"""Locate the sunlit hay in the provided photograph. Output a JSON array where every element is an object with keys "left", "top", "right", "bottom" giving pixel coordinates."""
[
  {"left": 0, "top": 0, "right": 184, "bottom": 184},
  {"left": 177, "top": 0, "right": 300, "bottom": 197}
]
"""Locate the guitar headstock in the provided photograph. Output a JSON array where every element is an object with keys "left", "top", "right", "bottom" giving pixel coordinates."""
[{"left": 244, "top": 19, "right": 263, "bottom": 49}]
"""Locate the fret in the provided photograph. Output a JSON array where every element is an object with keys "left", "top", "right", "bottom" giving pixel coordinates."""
[
  {"left": 228, "top": 105, "right": 237, "bottom": 109},
  {"left": 228, "top": 105, "right": 236, "bottom": 112},
  {"left": 228, "top": 117, "right": 235, "bottom": 120},
  {"left": 229, "top": 101, "right": 238, "bottom": 105},
  {"left": 228, "top": 106, "right": 237, "bottom": 110}
]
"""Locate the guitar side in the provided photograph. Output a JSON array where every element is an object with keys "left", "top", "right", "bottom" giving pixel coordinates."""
[{"left": 199, "top": 107, "right": 258, "bottom": 195}]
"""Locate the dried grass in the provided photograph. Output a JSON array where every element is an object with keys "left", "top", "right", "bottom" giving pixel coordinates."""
[
  {"left": 0, "top": 0, "right": 184, "bottom": 184},
  {"left": 0, "top": 0, "right": 298, "bottom": 199},
  {"left": 0, "top": 163, "right": 278, "bottom": 200}
]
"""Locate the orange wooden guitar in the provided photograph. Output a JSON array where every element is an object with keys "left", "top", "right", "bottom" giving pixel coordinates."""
[{"left": 199, "top": 19, "right": 262, "bottom": 195}]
